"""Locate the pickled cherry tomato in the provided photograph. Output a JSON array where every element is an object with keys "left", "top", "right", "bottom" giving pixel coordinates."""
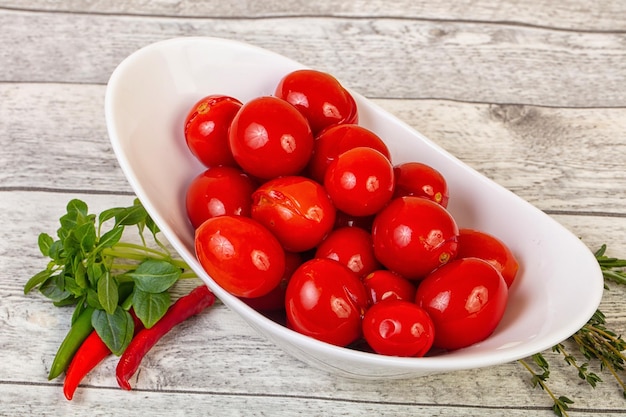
[
  {"left": 195, "top": 215, "right": 285, "bottom": 298},
  {"left": 457, "top": 228, "right": 519, "bottom": 287},
  {"left": 275, "top": 69, "right": 358, "bottom": 135},
  {"left": 315, "top": 226, "right": 380, "bottom": 278},
  {"left": 372, "top": 196, "right": 459, "bottom": 279},
  {"left": 324, "top": 147, "right": 395, "bottom": 217},
  {"left": 185, "top": 166, "right": 256, "bottom": 229},
  {"left": 362, "top": 300, "right": 435, "bottom": 357},
  {"left": 241, "top": 251, "right": 303, "bottom": 312},
  {"left": 186, "top": 67, "right": 519, "bottom": 357},
  {"left": 393, "top": 162, "right": 449, "bottom": 208},
  {"left": 184, "top": 94, "right": 242, "bottom": 167},
  {"left": 251, "top": 176, "right": 336, "bottom": 252},
  {"left": 228, "top": 96, "right": 314, "bottom": 180},
  {"left": 285, "top": 258, "right": 368, "bottom": 347},
  {"left": 415, "top": 258, "right": 508, "bottom": 350},
  {"left": 363, "top": 270, "right": 416, "bottom": 305},
  {"left": 308, "top": 124, "right": 391, "bottom": 183}
]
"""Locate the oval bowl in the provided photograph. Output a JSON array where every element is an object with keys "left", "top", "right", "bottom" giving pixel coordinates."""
[{"left": 105, "top": 37, "right": 603, "bottom": 379}]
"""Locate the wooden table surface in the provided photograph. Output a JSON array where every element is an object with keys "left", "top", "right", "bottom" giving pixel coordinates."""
[{"left": 2, "top": 2, "right": 626, "bottom": 416}]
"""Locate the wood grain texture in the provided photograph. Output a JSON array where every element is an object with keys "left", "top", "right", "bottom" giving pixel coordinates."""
[
  {"left": 2, "top": 0, "right": 626, "bottom": 31},
  {"left": 1, "top": 1, "right": 625, "bottom": 416},
  {"left": 1, "top": 10, "right": 625, "bottom": 107}
]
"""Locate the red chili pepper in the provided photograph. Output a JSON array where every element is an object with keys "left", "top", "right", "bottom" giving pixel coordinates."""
[
  {"left": 116, "top": 284, "right": 216, "bottom": 390},
  {"left": 63, "top": 311, "right": 144, "bottom": 400}
]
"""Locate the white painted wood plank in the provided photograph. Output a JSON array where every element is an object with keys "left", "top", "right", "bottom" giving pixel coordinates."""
[
  {"left": 1, "top": 0, "right": 625, "bottom": 31},
  {"left": 1, "top": 11, "right": 625, "bottom": 106},
  {"left": 1, "top": 2, "right": 625, "bottom": 415}
]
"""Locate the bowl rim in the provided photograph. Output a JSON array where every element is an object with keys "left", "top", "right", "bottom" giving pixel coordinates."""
[{"left": 104, "top": 36, "right": 605, "bottom": 377}]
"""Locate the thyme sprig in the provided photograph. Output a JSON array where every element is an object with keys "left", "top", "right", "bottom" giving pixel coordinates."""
[{"left": 519, "top": 245, "right": 626, "bottom": 416}]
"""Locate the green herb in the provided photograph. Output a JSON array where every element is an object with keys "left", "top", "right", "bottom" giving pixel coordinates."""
[
  {"left": 519, "top": 245, "right": 626, "bottom": 416},
  {"left": 24, "top": 198, "right": 197, "bottom": 360}
]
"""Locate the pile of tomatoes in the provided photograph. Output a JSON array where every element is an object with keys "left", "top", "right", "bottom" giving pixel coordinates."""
[{"left": 183, "top": 69, "right": 519, "bottom": 357}]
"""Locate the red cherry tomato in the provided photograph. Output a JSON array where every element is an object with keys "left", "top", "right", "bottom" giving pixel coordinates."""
[
  {"left": 285, "top": 258, "right": 368, "bottom": 347},
  {"left": 457, "top": 228, "right": 519, "bottom": 287},
  {"left": 307, "top": 124, "right": 390, "bottom": 183},
  {"left": 315, "top": 226, "right": 380, "bottom": 278},
  {"left": 251, "top": 176, "right": 336, "bottom": 252},
  {"left": 184, "top": 95, "right": 242, "bottom": 167},
  {"left": 415, "top": 257, "right": 508, "bottom": 350},
  {"left": 228, "top": 96, "right": 314, "bottom": 180},
  {"left": 393, "top": 162, "right": 449, "bottom": 208},
  {"left": 275, "top": 69, "right": 358, "bottom": 135},
  {"left": 195, "top": 215, "right": 285, "bottom": 298},
  {"left": 241, "top": 251, "right": 303, "bottom": 312},
  {"left": 372, "top": 196, "right": 459, "bottom": 279},
  {"left": 363, "top": 270, "right": 416, "bottom": 305},
  {"left": 362, "top": 300, "right": 435, "bottom": 357},
  {"left": 185, "top": 166, "right": 257, "bottom": 229},
  {"left": 324, "top": 147, "right": 395, "bottom": 217}
]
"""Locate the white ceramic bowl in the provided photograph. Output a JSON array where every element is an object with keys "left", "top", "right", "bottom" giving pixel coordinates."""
[{"left": 105, "top": 37, "right": 603, "bottom": 379}]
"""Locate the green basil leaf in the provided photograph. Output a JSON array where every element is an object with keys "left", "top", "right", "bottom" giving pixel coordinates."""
[
  {"left": 74, "top": 259, "right": 88, "bottom": 289},
  {"left": 24, "top": 269, "right": 53, "bottom": 294},
  {"left": 59, "top": 201, "right": 95, "bottom": 240},
  {"left": 98, "top": 207, "right": 124, "bottom": 227},
  {"left": 75, "top": 221, "right": 97, "bottom": 253},
  {"left": 145, "top": 214, "right": 160, "bottom": 235},
  {"left": 64, "top": 274, "right": 85, "bottom": 297},
  {"left": 53, "top": 296, "right": 79, "bottom": 307},
  {"left": 92, "top": 307, "right": 134, "bottom": 356},
  {"left": 115, "top": 204, "right": 147, "bottom": 226},
  {"left": 66, "top": 199, "right": 89, "bottom": 217},
  {"left": 86, "top": 288, "right": 102, "bottom": 310},
  {"left": 38, "top": 233, "right": 54, "bottom": 257},
  {"left": 132, "top": 289, "right": 171, "bottom": 329},
  {"left": 97, "top": 272, "right": 119, "bottom": 315},
  {"left": 128, "top": 259, "right": 180, "bottom": 293},
  {"left": 59, "top": 212, "right": 79, "bottom": 233},
  {"left": 62, "top": 230, "right": 81, "bottom": 258},
  {"left": 87, "top": 262, "right": 106, "bottom": 288},
  {"left": 48, "top": 240, "right": 64, "bottom": 263},
  {"left": 56, "top": 225, "right": 70, "bottom": 242},
  {"left": 39, "top": 274, "right": 71, "bottom": 302},
  {"left": 97, "top": 226, "right": 124, "bottom": 250}
]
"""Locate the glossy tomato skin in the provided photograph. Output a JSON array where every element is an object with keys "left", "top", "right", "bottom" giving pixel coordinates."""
[
  {"left": 457, "top": 228, "right": 519, "bottom": 288},
  {"left": 363, "top": 270, "right": 416, "bottom": 305},
  {"left": 315, "top": 226, "right": 380, "bottom": 278},
  {"left": 241, "top": 251, "right": 303, "bottom": 312},
  {"left": 274, "top": 69, "right": 358, "bottom": 135},
  {"left": 415, "top": 257, "right": 508, "bottom": 351},
  {"left": 372, "top": 196, "right": 459, "bottom": 279},
  {"left": 393, "top": 162, "right": 449, "bottom": 208},
  {"left": 308, "top": 124, "right": 390, "bottom": 183},
  {"left": 195, "top": 215, "right": 285, "bottom": 298},
  {"left": 185, "top": 166, "right": 257, "bottom": 229},
  {"left": 184, "top": 95, "right": 242, "bottom": 167},
  {"left": 324, "top": 147, "right": 395, "bottom": 217},
  {"left": 228, "top": 96, "right": 314, "bottom": 180},
  {"left": 251, "top": 176, "right": 336, "bottom": 252},
  {"left": 362, "top": 300, "right": 435, "bottom": 357},
  {"left": 285, "top": 258, "right": 369, "bottom": 347}
]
